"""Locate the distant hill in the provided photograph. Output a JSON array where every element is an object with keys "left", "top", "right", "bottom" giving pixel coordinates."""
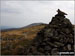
[
  {"left": 1, "top": 23, "right": 47, "bottom": 31},
  {"left": 0, "top": 26, "right": 16, "bottom": 30},
  {"left": 21, "top": 23, "right": 47, "bottom": 28}
]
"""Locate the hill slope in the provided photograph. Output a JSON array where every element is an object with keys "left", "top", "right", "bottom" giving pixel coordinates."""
[{"left": 1, "top": 24, "right": 46, "bottom": 55}]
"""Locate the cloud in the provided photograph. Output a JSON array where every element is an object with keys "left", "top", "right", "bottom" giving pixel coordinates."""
[{"left": 1, "top": 1, "right": 74, "bottom": 27}]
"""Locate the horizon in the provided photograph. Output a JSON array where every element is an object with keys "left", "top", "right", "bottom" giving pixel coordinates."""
[{"left": 1, "top": 1, "right": 74, "bottom": 28}]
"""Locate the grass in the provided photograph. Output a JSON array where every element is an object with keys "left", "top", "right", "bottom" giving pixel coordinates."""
[{"left": 1, "top": 24, "right": 46, "bottom": 55}]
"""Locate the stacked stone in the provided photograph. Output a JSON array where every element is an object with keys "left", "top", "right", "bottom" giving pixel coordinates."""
[{"left": 25, "top": 9, "right": 74, "bottom": 55}]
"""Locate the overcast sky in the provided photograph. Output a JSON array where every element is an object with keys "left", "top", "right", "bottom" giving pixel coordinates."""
[{"left": 1, "top": 1, "right": 74, "bottom": 28}]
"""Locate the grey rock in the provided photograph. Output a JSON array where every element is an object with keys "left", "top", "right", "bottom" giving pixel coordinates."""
[{"left": 44, "top": 46, "right": 51, "bottom": 51}]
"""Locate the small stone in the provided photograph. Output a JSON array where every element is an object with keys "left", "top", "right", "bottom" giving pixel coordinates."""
[
  {"left": 54, "top": 42, "right": 64, "bottom": 47},
  {"left": 47, "top": 42, "right": 58, "bottom": 47},
  {"left": 51, "top": 48, "right": 58, "bottom": 55},
  {"left": 67, "top": 44, "right": 71, "bottom": 51},
  {"left": 41, "top": 42, "right": 46, "bottom": 46},
  {"left": 44, "top": 46, "right": 51, "bottom": 51},
  {"left": 38, "top": 48, "right": 44, "bottom": 52}
]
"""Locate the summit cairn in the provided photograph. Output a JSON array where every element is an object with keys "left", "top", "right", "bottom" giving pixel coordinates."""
[
  {"left": 25, "top": 9, "right": 74, "bottom": 55},
  {"left": 57, "top": 9, "right": 67, "bottom": 15}
]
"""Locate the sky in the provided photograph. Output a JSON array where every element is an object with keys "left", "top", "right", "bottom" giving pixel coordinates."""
[{"left": 0, "top": 1, "right": 74, "bottom": 28}]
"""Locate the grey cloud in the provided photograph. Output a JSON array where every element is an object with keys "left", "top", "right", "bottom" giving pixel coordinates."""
[
  {"left": 1, "top": 1, "right": 74, "bottom": 28},
  {"left": 0, "top": 8, "right": 20, "bottom": 14}
]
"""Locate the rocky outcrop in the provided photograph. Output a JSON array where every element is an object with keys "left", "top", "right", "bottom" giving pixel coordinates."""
[{"left": 25, "top": 9, "right": 74, "bottom": 55}]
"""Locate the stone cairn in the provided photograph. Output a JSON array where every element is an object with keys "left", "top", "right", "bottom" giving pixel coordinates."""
[{"left": 25, "top": 9, "right": 74, "bottom": 55}]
